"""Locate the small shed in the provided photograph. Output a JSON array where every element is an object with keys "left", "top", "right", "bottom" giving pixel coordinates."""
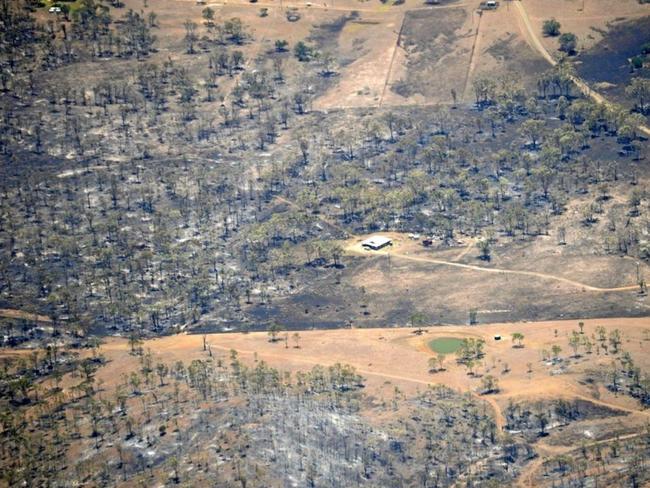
[{"left": 361, "top": 236, "right": 393, "bottom": 251}]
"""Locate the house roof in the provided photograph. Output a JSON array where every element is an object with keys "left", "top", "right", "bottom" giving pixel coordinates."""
[{"left": 361, "top": 236, "right": 392, "bottom": 248}]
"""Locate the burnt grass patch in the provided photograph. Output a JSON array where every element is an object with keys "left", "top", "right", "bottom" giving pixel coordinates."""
[
  {"left": 392, "top": 8, "right": 468, "bottom": 98},
  {"left": 505, "top": 398, "right": 627, "bottom": 441},
  {"left": 305, "top": 13, "right": 362, "bottom": 96},
  {"left": 485, "top": 33, "right": 550, "bottom": 92},
  {"left": 576, "top": 16, "right": 650, "bottom": 111}
]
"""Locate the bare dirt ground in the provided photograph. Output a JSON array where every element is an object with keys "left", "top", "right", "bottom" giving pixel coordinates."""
[
  {"left": 93, "top": 0, "right": 650, "bottom": 130},
  {"left": 522, "top": 0, "right": 649, "bottom": 52},
  {"left": 88, "top": 316, "right": 650, "bottom": 423},
  {"left": 17, "top": 315, "right": 650, "bottom": 486},
  {"left": 282, "top": 188, "right": 649, "bottom": 298},
  {"left": 344, "top": 232, "right": 644, "bottom": 291},
  {"left": 337, "top": 235, "right": 647, "bottom": 325},
  {"left": 313, "top": 12, "right": 405, "bottom": 109},
  {"left": 471, "top": 2, "right": 550, "bottom": 93},
  {"left": 387, "top": 6, "right": 475, "bottom": 103},
  {"left": 263, "top": 190, "right": 650, "bottom": 328},
  {"left": 66, "top": 316, "right": 647, "bottom": 486},
  {"left": 114, "top": 0, "right": 649, "bottom": 116},
  {"left": 314, "top": 0, "right": 649, "bottom": 109}
]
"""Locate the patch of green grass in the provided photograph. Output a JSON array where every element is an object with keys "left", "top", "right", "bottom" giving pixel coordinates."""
[{"left": 429, "top": 337, "right": 464, "bottom": 354}]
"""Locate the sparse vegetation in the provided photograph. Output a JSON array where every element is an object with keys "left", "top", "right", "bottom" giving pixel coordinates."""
[{"left": 1, "top": 0, "right": 649, "bottom": 485}]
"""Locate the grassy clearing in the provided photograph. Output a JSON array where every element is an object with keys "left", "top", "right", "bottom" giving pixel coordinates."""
[{"left": 429, "top": 337, "right": 464, "bottom": 354}]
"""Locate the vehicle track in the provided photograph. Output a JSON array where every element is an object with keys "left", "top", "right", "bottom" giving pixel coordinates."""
[
  {"left": 378, "top": 14, "right": 406, "bottom": 107},
  {"left": 205, "top": 340, "right": 508, "bottom": 428},
  {"left": 101, "top": 329, "right": 650, "bottom": 488},
  {"left": 206, "top": 342, "right": 647, "bottom": 436},
  {"left": 277, "top": 196, "right": 639, "bottom": 292},
  {"left": 205, "top": 0, "right": 469, "bottom": 14},
  {"left": 347, "top": 246, "right": 638, "bottom": 292},
  {"left": 452, "top": 239, "right": 475, "bottom": 261},
  {"left": 461, "top": 9, "right": 483, "bottom": 102},
  {"left": 517, "top": 431, "right": 644, "bottom": 487}
]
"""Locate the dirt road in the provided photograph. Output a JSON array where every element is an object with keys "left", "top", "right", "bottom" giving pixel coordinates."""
[
  {"left": 517, "top": 431, "right": 644, "bottom": 487},
  {"left": 346, "top": 243, "right": 639, "bottom": 292},
  {"left": 203, "top": 340, "right": 509, "bottom": 428},
  {"left": 279, "top": 193, "right": 640, "bottom": 292},
  {"left": 206, "top": 0, "right": 469, "bottom": 15}
]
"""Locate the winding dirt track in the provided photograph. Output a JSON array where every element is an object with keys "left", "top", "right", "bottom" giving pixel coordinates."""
[
  {"left": 205, "top": 340, "right": 508, "bottom": 428},
  {"left": 517, "top": 430, "right": 645, "bottom": 487},
  {"left": 95, "top": 318, "right": 650, "bottom": 488},
  {"left": 206, "top": 0, "right": 469, "bottom": 15},
  {"left": 277, "top": 196, "right": 639, "bottom": 292},
  {"left": 513, "top": 0, "right": 650, "bottom": 137},
  {"left": 349, "top": 246, "right": 639, "bottom": 292},
  {"left": 205, "top": 341, "right": 648, "bottom": 458}
]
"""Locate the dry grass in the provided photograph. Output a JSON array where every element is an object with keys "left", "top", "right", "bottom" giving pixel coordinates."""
[
  {"left": 524, "top": 0, "right": 649, "bottom": 52},
  {"left": 93, "top": 316, "right": 650, "bottom": 418},
  {"left": 109, "top": 0, "right": 648, "bottom": 111}
]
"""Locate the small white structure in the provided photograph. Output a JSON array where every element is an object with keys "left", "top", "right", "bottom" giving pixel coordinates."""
[
  {"left": 361, "top": 236, "right": 392, "bottom": 251},
  {"left": 48, "top": 6, "right": 61, "bottom": 12}
]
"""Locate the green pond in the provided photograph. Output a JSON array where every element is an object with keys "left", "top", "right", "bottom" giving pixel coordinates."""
[{"left": 429, "top": 337, "right": 464, "bottom": 354}]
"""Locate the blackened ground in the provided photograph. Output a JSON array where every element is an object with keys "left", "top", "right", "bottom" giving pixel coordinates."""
[{"left": 577, "top": 16, "right": 650, "bottom": 113}]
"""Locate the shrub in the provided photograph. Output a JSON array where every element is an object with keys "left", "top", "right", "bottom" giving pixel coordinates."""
[
  {"left": 294, "top": 41, "right": 312, "bottom": 62},
  {"left": 559, "top": 32, "right": 577, "bottom": 54},
  {"left": 542, "top": 18, "right": 561, "bottom": 37}
]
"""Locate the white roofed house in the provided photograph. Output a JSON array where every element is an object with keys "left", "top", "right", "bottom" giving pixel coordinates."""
[{"left": 361, "top": 236, "right": 392, "bottom": 251}]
